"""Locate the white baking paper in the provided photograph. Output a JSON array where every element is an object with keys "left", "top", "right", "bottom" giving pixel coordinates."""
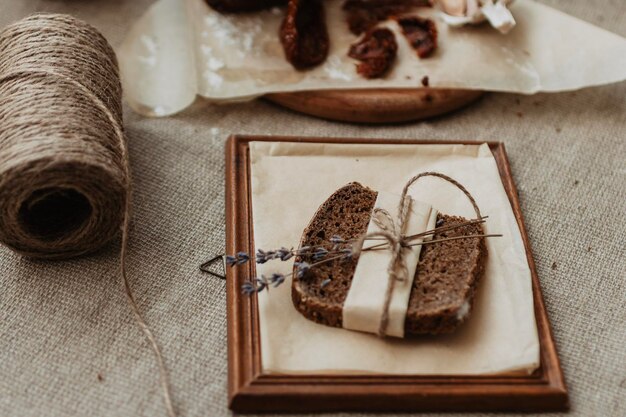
[
  {"left": 119, "top": 0, "right": 626, "bottom": 116},
  {"left": 250, "top": 142, "right": 540, "bottom": 375},
  {"left": 343, "top": 193, "right": 437, "bottom": 338}
]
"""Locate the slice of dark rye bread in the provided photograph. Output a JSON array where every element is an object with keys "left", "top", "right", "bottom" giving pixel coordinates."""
[{"left": 291, "top": 182, "right": 487, "bottom": 335}]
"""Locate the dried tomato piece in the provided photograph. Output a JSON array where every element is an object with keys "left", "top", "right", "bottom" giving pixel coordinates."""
[
  {"left": 397, "top": 16, "right": 437, "bottom": 58},
  {"left": 343, "top": 0, "right": 431, "bottom": 35},
  {"left": 206, "top": 0, "right": 287, "bottom": 13},
  {"left": 280, "top": 0, "right": 329, "bottom": 70},
  {"left": 348, "top": 28, "right": 398, "bottom": 79}
]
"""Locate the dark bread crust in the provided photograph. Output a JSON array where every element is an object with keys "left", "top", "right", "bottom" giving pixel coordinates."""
[{"left": 292, "top": 182, "right": 487, "bottom": 335}]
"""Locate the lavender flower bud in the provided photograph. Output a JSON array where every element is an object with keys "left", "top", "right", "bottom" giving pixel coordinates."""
[
  {"left": 277, "top": 247, "right": 293, "bottom": 261},
  {"left": 236, "top": 252, "right": 250, "bottom": 265},
  {"left": 256, "top": 249, "right": 269, "bottom": 264},
  {"left": 330, "top": 235, "right": 344, "bottom": 244},
  {"left": 269, "top": 273, "right": 286, "bottom": 287},
  {"left": 312, "top": 247, "right": 328, "bottom": 261},
  {"left": 297, "top": 246, "right": 311, "bottom": 255},
  {"left": 225, "top": 255, "right": 238, "bottom": 267},
  {"left": 241, "top": 281, "right": 256, "bottom": 295},
  {"left": 255, "top": 276, "right": 269, "bottom": 292},
  {"left": 294, "top": 261, "right": 311, "bottom": 279}
]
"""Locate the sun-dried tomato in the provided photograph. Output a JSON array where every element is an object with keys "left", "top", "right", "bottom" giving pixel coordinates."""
[
  {"left": 348, "top": 27, "right": 398, "bottom": 79},
  {"left": 396, "top": 16, "right": 437, "bottom": 58},
  {"left": 343, "top": 0, "right": 431, "bottom": 35},
  {"left": 280, "top": 0, "right": 330, "bottom": 70}
]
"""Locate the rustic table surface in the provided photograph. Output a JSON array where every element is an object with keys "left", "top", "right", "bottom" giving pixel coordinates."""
[{"left": 0, "top": 1, "right": 624, "bottom": 417}]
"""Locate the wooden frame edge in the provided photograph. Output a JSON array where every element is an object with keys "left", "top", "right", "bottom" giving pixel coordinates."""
[{"left": 226, "top": 135, "right": 569, "bottom": 413}]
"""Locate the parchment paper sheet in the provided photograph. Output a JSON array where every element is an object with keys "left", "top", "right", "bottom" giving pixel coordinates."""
[
  {"left": 250, "top": 142, "right": 540, "bottom": 375},
  {"left": 119, "top": 0, "right": 626, "bottom": 116}
]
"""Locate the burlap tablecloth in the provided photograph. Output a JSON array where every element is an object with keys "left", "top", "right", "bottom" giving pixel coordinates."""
[{"left": 0, "top": 1, "right": 624, "bottom": 416}]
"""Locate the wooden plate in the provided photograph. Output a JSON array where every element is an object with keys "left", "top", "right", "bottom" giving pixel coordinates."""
[
  {"left": 225, "top": 135, "right": 568, "bottom": 414},
  {"left": 265, "top": 89, "right": 485, "bottom": 123}
]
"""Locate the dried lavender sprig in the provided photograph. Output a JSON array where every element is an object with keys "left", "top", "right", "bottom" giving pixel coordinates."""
[
  {"left": 295, "top": 253, "right": 350, "bottom": 280},
  {"left": 241, "top": 231, "right": 502, "bottom": 294},
  {"left": 229, "top": 242, "right": 352, "bottom": 267},
  {"left": 235, "top": 217, "right": 489, "bottom": 268},
  {"left": 239, "top": 220, "right": 502, "bottom": 296},
  {"left": 242, "top": 252, "right": 352, "bottom": 295}
]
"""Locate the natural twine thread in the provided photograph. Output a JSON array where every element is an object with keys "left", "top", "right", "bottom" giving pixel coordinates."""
[{"left": 0, "top": 14, "right": 175, "bottom": 417}]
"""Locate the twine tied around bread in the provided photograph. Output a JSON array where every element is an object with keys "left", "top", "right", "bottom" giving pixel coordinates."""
[
  {"left": 351, "top": 172, "right": 482, "bottom": 337},
  {"left": 0, "top": 14, "right": 175, "bottom": 417}
]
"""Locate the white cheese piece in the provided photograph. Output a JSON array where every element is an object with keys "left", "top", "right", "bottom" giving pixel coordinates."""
[
  {"left": 482, "top": 2, "right": 517, "bottom": 34},
  {"left": 439, "top": 0, "right": 516, "bottom": 34}
]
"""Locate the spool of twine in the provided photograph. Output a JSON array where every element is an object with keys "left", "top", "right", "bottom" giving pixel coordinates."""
[
  {"left": 0, "top": 14, "right": 126, "bottom": 257},
  {"left": 0, "top": 14, "right": 175, "bottom": 417}
]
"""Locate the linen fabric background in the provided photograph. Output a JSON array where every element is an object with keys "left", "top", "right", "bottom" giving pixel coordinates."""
[{"left": 0, "top": 1, "right": 624, "bottom": 416}]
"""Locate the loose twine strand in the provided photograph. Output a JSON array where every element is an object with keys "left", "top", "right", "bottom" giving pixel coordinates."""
[
  {"left": 352, "top": 172, "right": 483, "bottom": 337},
  {"left": 0, "top": 14, "right": 175, "bottom": 417}
]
